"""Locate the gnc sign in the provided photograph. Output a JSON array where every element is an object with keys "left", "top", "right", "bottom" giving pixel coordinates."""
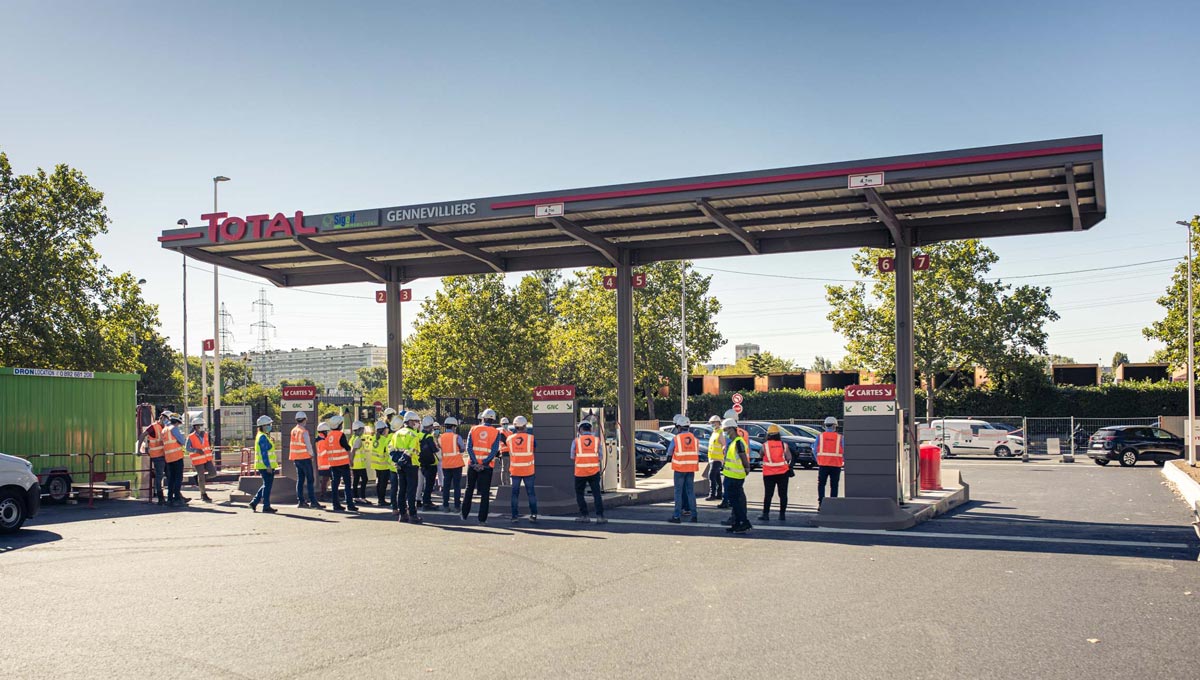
[{"left": 201, "top": 211, "right": 315, "bottom": 243}]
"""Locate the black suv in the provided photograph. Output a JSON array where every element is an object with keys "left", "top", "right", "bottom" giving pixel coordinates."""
[{"left": 1088, "top": 425, "right": 1184, "bottom": 467}]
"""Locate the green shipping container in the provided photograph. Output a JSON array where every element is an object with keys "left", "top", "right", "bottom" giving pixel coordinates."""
[{"left": 0, "top": 367, "right": 139, "bottom": 478}]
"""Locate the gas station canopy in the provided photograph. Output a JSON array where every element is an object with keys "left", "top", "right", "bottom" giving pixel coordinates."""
[{"left": 158, "top": 135, "right": 1105, "bottom": 285}]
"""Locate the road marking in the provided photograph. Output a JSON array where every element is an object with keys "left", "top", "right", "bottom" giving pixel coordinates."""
[{"left": 532, "top": 515, "right": 1193, "bottom": 549}]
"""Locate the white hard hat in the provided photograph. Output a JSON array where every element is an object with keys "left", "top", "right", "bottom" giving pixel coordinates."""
[
  {"left": 512, "top": 415, "right": 528, "bottom": 427},
  {"left": 723, "top": 408, "right": 738, "bottom": 421},
  {"left": 421, "top": 415, "right": 436, "bottom": 428},
  {"left": 444, "top": 416, "right": 459, "bottom": 427},
  {"left": 673, "top": 414, "right": 690, "bottom": 427},
  {"left": 295, "top": 412, "right": 307, "bottom": 421},
  {"left": 375, "top": 419, "right": 388, "bottom": 430},
  {"left": 191, "top": 416, "right": 205, "bottom": 426},
  {"left": 317, "top": 422, "right": 331, "bottom": 432},
  {"left": 721, "top": 418, "right": 738, "bottom": 430},
  {"left": 500, "top": 416, "right": 510, "bottom": 425},
  {"left": 256, "top": 415, "right": 273, "bottom": 426},
  {"left": 480, "top": 408, "right": 497, "bottom": 421},
  {"left": 329, "top": 415, "right": 344, "bottom": 427},
  {"left": 403, "top": 411, "right": 420, "bottom": 423},
  {"left": 824, "top": 416, "right": 838, "bottom": 427},
  {"left": 708, "top": 415, "right": 722, "bottom": 424},
  {"left": 352, "top": 420, "right": 365, "bottom": 430},
  {"left": 390, "top": 416, "right": 403, "bottom": 430},
  {"left": 384, "top": 407, "right": 396, "bottom": 417}
]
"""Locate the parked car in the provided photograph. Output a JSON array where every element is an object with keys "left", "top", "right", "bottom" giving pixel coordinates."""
[
  {"left": 660, "top": 424, "right": 762, "bottom": 467},
  {"left": 779, "top": 423, "right": 825, "bottom": 440},
  {"left": 930, "top": 418, "right": 1025, "bottom": 458},
  {"left": 1087, "top": 425, "right": 1184, "bottom": 467},
  {"left": 739, "top": 421, "right": 816, "bottom": 469},
  {"left": 632, "top": 431, "right": 669, "bottom": 474},
  {"left": 0, "top": 452, "right": 41, "bottom": 533}
]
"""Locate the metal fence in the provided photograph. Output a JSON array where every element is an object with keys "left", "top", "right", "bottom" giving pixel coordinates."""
[{"left": 928, "top": 415, "right": 1163, "bottom": 456}]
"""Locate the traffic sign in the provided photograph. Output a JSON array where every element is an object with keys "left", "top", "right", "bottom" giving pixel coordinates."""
[
  {"left": 373, "top": 400, "right": 383, "bottom": 409},
  {"left": 732, "top": 403, "right": 743, "bottom": 414},
  {"left": 202, "top": 339, "right": 215, "bottom": 352},
  {"left": 534, "top": 203, "right": 565, "bottom": 218},
  {"left": 731, "top": 393, "right": 744, "bottom": 405},
  {"left": 848, "top": 172, "right": 885, "bottom": 189}
]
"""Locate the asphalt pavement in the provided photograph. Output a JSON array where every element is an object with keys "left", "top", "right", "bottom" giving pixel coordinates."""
[{"left": 2, "top": 457, "right": 1196, "bottom": 679}]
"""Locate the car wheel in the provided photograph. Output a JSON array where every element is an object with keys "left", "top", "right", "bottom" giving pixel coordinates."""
[
  {"left": 940, "top": 445, "right": 952, "bottom": 459},
  {"left": 994, "top": 445, "right": 1011, "bottom": 458},
  {"left": 0, "top": 489, "right": 28, "bottom": 534},
  {"left": 1154, "top": 460, "right": 1166, "bottom": 467},
  {"left": 1093, "top": 458, "right": 1109, "bottom": 466},
  {"left": 1118, "top": 449, "right": 1138, "bottom": 467},
  {"left": 46, "top": 474, "right": 71, "bottom": 504},
  {"left": 802, "top": 462, "right": 815, "bottom": 469}
]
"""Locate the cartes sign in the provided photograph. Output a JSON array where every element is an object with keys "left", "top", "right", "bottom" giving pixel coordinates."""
[
  {"left": 844, "top": 384, "right": 896, "bottom": 402},
  {"left": 281, "top": 386, "right": 318, "bottom": 400},
  {"left": 533, "top": 385, "right": 576, "bottom": 401}
]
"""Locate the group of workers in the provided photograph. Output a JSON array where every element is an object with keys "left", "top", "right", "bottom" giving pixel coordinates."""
[{"left": 141, "top": 404, "right": 844, "bottom": 534}]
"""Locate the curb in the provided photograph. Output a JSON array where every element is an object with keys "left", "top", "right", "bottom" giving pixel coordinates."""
[{"left": 1161, "top": 459, "right": 1200, "bottom": 511}]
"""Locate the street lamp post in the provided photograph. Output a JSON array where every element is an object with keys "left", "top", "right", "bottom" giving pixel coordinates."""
[
  {"left": 680, "top": 260, "right": 688, "bottom": 418},
  {"left": 212, "top": 176, "right": 230, "bottom": 421},
  {"left": 177, "top": 219, "right": 190, "bottom": 419},
  {"left": 1178, "top": 219, "right": 1196, "bottom": 467}
]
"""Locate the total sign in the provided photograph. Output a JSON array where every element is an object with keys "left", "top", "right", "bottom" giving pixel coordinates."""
[{"left": 843, "top": 384, "right": 896, "bottom": 416}]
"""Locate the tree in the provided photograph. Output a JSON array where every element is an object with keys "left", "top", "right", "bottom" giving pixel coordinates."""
[
  {"left": 811, "top": 355, "right": 835, "bottom": 372},
  {"left": 1144, "top": 215, "right": 1200, "bottom": 373},
  {"left": 825, "top": 239, "right": 1058, "bottom": 416},
  {"left": 1111, "top": 351, "right": 1129, "bottom": 371},
  {"left": 137, "top": 333, "right": 183, "bottom": 397},
  {"left": 714, "top": 351, "right": 796, "bottom": 376},
  {"left": 356, "top": 365, "right": 387, "bottom": 392},
  {"left": 183, "top": 356, "right": 255, "bottom": 397},
  {"left": 0, "top": 150, "right": 162, "bottom": 374}
]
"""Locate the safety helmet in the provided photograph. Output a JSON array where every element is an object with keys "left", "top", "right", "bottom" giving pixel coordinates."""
[
  {"left": 500, "top": 417, "right": 510, "bottom": 425},
  {"left": 329, "top": 415, "right": 345, "bottom": 428},
  {"left": 708, "top": 415, "right": 721, "bottom": 425},
  {"left": 256, "top": 415, "right": 273, "bottom": 427},
  {"left": 384, "top": 407, "right": 396, "bottom": 418},
  {"left": 766, "top": 424, "right": 781, "bottom": 435},
  {"left": 578, "top": 420, "right": 592, "bottom": 431},
  {"left": 374, "top": 418, "right": 388, "bottom": 431},
  {"left": 317, "top": 422, "right": 331, "bottom": 432},
  {"left": 191, "top": 416, "right": 205, "bottom": 426},
  {"left": 421, "top": 415, "right": 436, "bottom": 428},
  {"left": 295, "top": 412, "right": 308, "bottom": 421},
  {"left": 824, "top": 416, "right": 838, "bottom": 427},
  {"left": 444, "top": 416, "right": 459, "bottom": 427},
  {"left": 723, "top": 408, "right": 738, "bottom": 421},
  {"left": 390, "top": 416, "right": 403, "bottom": 430},
  {"left": 352, "top": 420, "right": 365, "bottom": 431},
  {"left": 672, "top": 414, "right": 690, "bottom": 428},
  {"left": 480, "top": 408, "right": 497, "bottom": 421},
  {"left": 512, "top": 415, "right": 528, "bottom": 428},
  {"left": 169, "top": 413, "right": 183, "bottom": 423},
  {"left": 721, "top": 418, "right": 738, "bottom": 430},
  {"left": 403, "top": 411, "right": 420, "bottom": 423}
]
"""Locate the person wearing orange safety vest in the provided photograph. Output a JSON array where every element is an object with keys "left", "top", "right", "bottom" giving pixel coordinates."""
[
  {"left": 758, "top": 424, "right": 794, "bottom": 523},
  {"left": 507, "top": 416, "right": 537, "bottom": 523},
  {"left": 289, "top": 412, "right": 322, "bottom": 509},
  {"left": 572, "top": 420, "right": 607, "bottom": 524},
  {"left": 816, "top": 416, "right": 845, "bottom": 507},
  {"left": 315, "top": 421, "right": 333, "bottom": 504},
  {"left": 162, "top": 413, "right": 190, "bottom": 507},
  {"left": 186, "top": 417, "right": 216, "bottom": 503},
  {"left": 325, "top": 415, "right": 357, "bottom": 513},
  {"left": 439, "top": 416, "right": 467, "bottom": 512},
  {"left": 666, "top": 414, "right": 700, "bottom": 524},
  {"left": 141, "top": 411, "right": 170, "bottom": 506},
  {"left": 462, "top": 408, "right": 502, "bottom": 524}
]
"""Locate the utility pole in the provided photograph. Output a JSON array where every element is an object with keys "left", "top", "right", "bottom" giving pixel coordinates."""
[
  {"left": 212, "top": 175, "right": 230, "bottom": 413},
  {"left": 1180, "top": 219, "right": 1196, "bottom": 467},
  {"left": 680, "top": 260, "right": 688, "bottom": 417}
]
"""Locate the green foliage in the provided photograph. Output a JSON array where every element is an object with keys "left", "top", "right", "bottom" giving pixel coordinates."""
[
  {"left": 0, "top": 150, "right": 162, "bottom": 374},
  {"left": 183, "top": 356, "right": 255, "bottom": 396},
  {"left": 825, "top": 240, "right": 1058, "bottom": 413},
  {"left": 137, "top": 332, "right": 182, "bottom": 396},
  {"left": 713, "top": 351, "right": 795, "bottom": 376},
  {"left": 1144, "top": 215, "right": 1200, "bottom": 373},
  {"left": 1111, "top": 351, "right": 1129, "bottom": 370},
  {"left": 223, "top": 383, "right": 281, "bottom": 422},
  {"left": 356, "top": 365, "right": 387, "bottom": 392},
  {"left": 810, "top": 355, "right": 834, "bottom": 371}
]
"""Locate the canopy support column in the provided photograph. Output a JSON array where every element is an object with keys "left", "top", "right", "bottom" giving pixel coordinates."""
[
  {"left": 386, "top": 270, "right": 405, "bottom": 410},
  {"left": 894, "top": 232, "right": 918, "bottom": 498},
  {"left": 616, "top": 249, "right": 637, "bottom": 490}
]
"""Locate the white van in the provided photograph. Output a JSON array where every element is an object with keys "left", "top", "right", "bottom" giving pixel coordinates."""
[
  {"left": 929, "top": 419, "right": 1025, "bottom": 458},
  {"left": 0, "top": 453, "right": 41, "bottom": 533}
]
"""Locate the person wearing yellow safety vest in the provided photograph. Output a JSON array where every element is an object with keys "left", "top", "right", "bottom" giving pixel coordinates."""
[
  {"left": 289, "top": 412, "right": 321, "bottom": 509},
  {"left": 462, "top": 408, "right": 502, "bottom": 524},
  {"left": 186, "top": 417, "right": 216, "bottom": 503},
  {"left": 416, "top": 415, "right": 440, "bottom": 510},
  {"left": 758, "top": 424, "right": 794, "bottom": 523},
  {"left": 704, "top": 414, "right": 724, "bottom": 504},
  {"left": 720, "top": 418, "right": 752, "bottom": 533},
  {"left": 350, "top": 420, "right": 372, "bottom": 504},
  {"left": 390, "top": 412, "right": 423, "bottom": 523},
  {"left": 372, "top": 418, "right": 394, "bottom": 506},
  {"left": 507, "top": 415, "right": 537, "bottom": 523},
  {"left": 719, "top": 410, "right": 752, "bottom": 509},
  {"left": 572, "top": 420, "right": 607, "bottom": 524},
  {"left": 439, "top": 416, "right": 467, "bottom": 512},
  {"left": 249, "top": 415, "right": 279, "bottom": 513},
  {"left": 667, "top": 414, "right": 700, "bottom": 524},
  {"left": 816, "top": 416, "right": 844, "bottom": 507},
  {"left": 141, "top": 410, "right": 170, "bottom": 506}
]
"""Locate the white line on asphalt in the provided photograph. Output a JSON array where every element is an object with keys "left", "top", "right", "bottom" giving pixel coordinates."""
[{"left": 531, "top": 515, "right": 1193, "bottom": 549}]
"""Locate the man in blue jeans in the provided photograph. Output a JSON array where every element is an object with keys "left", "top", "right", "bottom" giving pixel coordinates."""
[
  {"left": 250, "top": 415, "right": 278, "bottom": 513},
  {"left": 665, "top": 414, "right": 699, "bottom": 524},
  {"left": 289, "top": 412, "right": 322, "bottom": 509}
]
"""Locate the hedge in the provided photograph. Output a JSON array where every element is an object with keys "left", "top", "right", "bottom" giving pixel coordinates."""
[{"left": 646, "top": 380, "right": 1194, "bottom": 420}]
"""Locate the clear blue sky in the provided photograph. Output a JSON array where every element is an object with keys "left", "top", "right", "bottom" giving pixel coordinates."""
[{"left": 3, "top": 0, "right": 1198, "bottom": 367}]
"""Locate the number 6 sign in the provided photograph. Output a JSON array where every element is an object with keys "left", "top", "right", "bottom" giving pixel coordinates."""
[{"left": 876, "top": 257, "right": 896, "bottom": 273}]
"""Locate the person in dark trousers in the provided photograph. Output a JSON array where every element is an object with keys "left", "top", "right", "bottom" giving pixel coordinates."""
[
  {"left": 141, "top": 410, "right": 171, "bottom": 506},
  {"left": 391, "top": 412, "right": 423, "bottom": 523},
  {"left": 758, "top": 424, "right": 793, "bottom": 522},
  {"left": 249, "top": 415, "right": 278, "bottom": 513},
  {"left": 705, "top": 415, "right": 725, "bottom": 503},
  {"left": 815, "top": 416, "right": 844, "bottom": 506},
  {"left": 324, "top": 416, "right": 358, "bottom": 513},
  {"left": 439, "top": 416, "right": 467, "bottom": 512},
  {"left": 417, "top": 416, "right": 440, "bottom": 510},
  {"left": 720, "top": 418, "right": 751, "bottom": 533},
  {"left": 349, "top": 420, "right": 371, "bottom": 504},
  {"left": 372, "top": 418, "right": 393, "bottom": 506},
  {"left": 462, "top": 408, "right": 502, "bottom": 524},
  {"left": 572, "top": 420, "right": 607, "bottom": 524},
  {"left": 161, "top": 413, "right": 190, "bottom": 507}
]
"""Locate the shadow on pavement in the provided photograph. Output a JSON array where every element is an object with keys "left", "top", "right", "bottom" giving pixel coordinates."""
[{"left": 0, "top": 528, "right": 63, "bottom": 554}]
